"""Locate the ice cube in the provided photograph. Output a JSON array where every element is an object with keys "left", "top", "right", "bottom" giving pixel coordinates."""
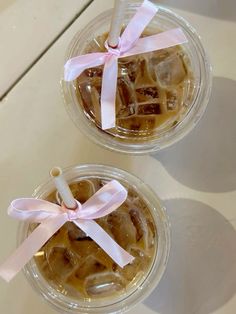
[
  {"left": 44, "top": 226, "right": 71, "bottom": 257},
  {"left": 77, "top": 80, "right": 93, "bottom": 111},
  {"left": 116, "top": 104, "right": 136, "bottom": 118},
  {"left": 117, "top": 116, "right": 156, "bottom": 132},
  {"left": 55, "top": 179, "right": 97, "bottom": 205},
  {"left": 70, "top": 256, "right": 106, "bottom": 281},
  {"left": 165, "top": 89, "right": 182, "bottom": 111},
  {"left": 126, "top": 189, "right": 139, "bottom": 203},
  {"left": 107, "top": 210, "right": 137, "bottom": 249},
  {"left": 69, "top": 179, "right": 96, "bottom": 203},
  {"left": 129, "top": 199, "right": 156, "bottom": 250},
  {"left": 116, "top": 77, "right": 136, "bottom": 118},
  {"left": 131, "top": 197, "right": 148, "bottom": 212},
  {"left": 147, "top": 219, "right": 156, "bottom": 244},
  {"left": 70, "top": 240, "right": 113, "bottom": 270},
  {"left": 96, "top": 216, "right": 114, "bottom": 238},
  {"left": 46, "top": 247, "right": 78, "bottom": 280},
  {"left": 119, "top": 58, "right": 138, "bottom": 82},
  {"left": 129, "top": 208, "right": 149, "bottom": 247},
  {"left": 151, "top": 49, "right": 170, "bottom": 65},
  {"left": 85, "top": 272, "right": 126, "bottom": 297},
  {"left": 137, "top": 103, "right": 161, "bottom": 115},
  {"left": 70, "top": 239, "right": 98, "bottom": 258},
  {"left": 77, "top": 78, "right": 102, "bottom": 124},
  {"left": 155, "top": 53, "right": 187, "bottom": 87},
  {"left": 118, "top": 247, "right": 149, "bottom": 282},
  {"left": 150, "top": 46, "right": 181, "bottom": 66},
  {"left": 137, "top": 116, "right": 157, "bottom": 131},
  {"left": 134, "top": 58, "right": 156, "bottom": 88},
  {"left": 136, "top": 86, "right": 160, "bottom": 103},
  {"left": 117, "top": 117, "right": 140, "bottom": 131}
]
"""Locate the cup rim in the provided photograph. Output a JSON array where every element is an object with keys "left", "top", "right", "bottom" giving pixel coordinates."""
[
  {"left": 62, "top": 3, "right": 212, "bottom": 154},
  {"left": 19, "top": 164, "right": 171, "bottom": 314}
]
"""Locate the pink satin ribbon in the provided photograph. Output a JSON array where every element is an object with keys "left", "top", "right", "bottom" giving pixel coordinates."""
[
  {"left": 0, "top": 180, "right": 134, "bottom": 282},
  {"left": 64, "top": 0, "right": 188, "bottom": 130}
]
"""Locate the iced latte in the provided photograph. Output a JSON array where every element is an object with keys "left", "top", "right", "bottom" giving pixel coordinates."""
[
  {"left": 63, "top": 5, "right": 211, "bottom": 153},
  {"left": 76, "top": 31, "right": 194, "bottom": 141},
  {"left": 34, "top": 178, "right": 157, "bottom": 299}
]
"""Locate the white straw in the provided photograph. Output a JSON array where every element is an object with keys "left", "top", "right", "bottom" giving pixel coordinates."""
[
  {"left": 108, "top": 0, "right": 127, "bottom": 47},
  {"left": 50, "top": 167, "right": 77, "bottom": 209}
]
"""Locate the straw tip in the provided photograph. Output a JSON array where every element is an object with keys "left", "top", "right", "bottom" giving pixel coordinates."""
[{"left": 50, "top": 167, "right": 62, "bottom": 178}]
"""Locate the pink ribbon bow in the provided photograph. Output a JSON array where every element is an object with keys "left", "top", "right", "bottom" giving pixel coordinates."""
[
  {"left": 0, "top": 180, "right": 134, "bottom": 282},
  {"left": 64, "top": 0, "right": 188, "bottom": 130}
]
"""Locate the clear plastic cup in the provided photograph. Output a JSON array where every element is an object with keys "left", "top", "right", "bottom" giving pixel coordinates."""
[
  {"left": 18, "top": 164, "right": 170, "bottom": 314},
  {"left": 62, "top": 3, "right": 211, "bottom": 154}
]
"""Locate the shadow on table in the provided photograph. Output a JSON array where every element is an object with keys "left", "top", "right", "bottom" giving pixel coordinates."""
[
  {"left": 0, "top": 0, "right": 16, "bottom": 12},
  {"left": 152, "top": 77, "right": 236, "bottom": 193},
  {"left": 144, "top": 198, "right": 236, "bottom": 314},
  {"left": 155, "top": 0, "right": 236, "bottom": 22}
]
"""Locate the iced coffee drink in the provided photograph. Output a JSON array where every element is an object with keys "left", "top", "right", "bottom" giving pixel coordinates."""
[
  {"left": 76, "top": 31, "right": 194, "bottom": 141},
  {"left": 63, "top": 5, "right": 211, "bottom": 153},
  {"left": 33, "top": 178, "right": 157, "bottom": 299},
  {"left": 22, "top": 165, "right": 170, "bottom": 313}
]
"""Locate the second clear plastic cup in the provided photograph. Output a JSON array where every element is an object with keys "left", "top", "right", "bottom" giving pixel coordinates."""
[{"left": 19, "top": 164, "right": 170, "bottom": 314}]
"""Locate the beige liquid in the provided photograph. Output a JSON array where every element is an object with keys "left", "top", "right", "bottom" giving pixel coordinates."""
[
  {"left": 76, "top": 31, "right": 194, "bottom": 140},
  {"left": 34, "top": 178, "right": 157, "bottom": 299}
]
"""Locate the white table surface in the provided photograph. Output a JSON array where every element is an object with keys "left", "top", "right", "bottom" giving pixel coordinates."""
[
  {"left": 0, "top": 1, "right": 235, "bottom": 313},
  {"left": 0, "top": 0, "right": 90, "bottom": 98}
]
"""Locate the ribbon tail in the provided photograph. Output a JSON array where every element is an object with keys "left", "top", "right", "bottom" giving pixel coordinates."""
[
  {"left": 101, "top": 55, "right": 118, "bottom": 130},
  {"left": 120, "top": 0, "right": 158, "bottom": 52},
  {"left": 122, "top": 28, "right": 188, "bottom": 58},
  {"left": 79, "top": 180, "right": 127, "bottom": 219},
  {"left": 64, "top": 52, "right": 107, "bottom": 81},
  {"left": 0, "top": 215, "right": 67, "bottom": 282},
  {"left": 74, "top": 219, "right": 134, "bottom": 268}
]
